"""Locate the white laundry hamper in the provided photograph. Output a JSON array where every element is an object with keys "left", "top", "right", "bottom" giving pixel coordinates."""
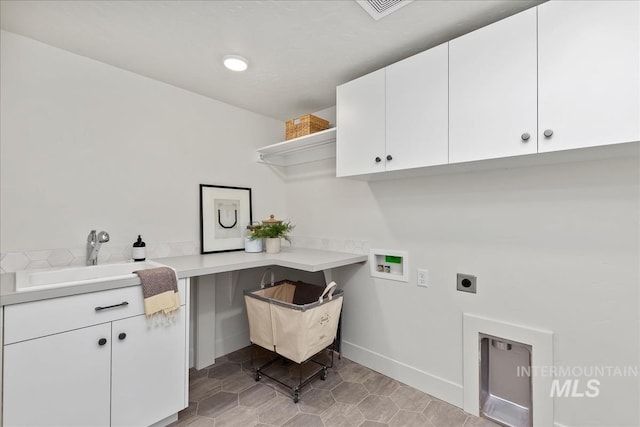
[{"left": 244, "top": 271, "right": 343, "bottom": 364}]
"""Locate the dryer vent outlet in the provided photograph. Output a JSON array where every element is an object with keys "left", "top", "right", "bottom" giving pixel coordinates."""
[{"left": 457, "top": 273, "right": 477, "bottom": 294}]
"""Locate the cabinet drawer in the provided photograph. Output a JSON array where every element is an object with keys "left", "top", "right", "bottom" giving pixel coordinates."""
[{"left": 4, "top": 280, "right": 186, "bottom": 344}]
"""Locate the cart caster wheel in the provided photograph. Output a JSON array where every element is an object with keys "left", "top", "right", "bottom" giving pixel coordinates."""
[
  {"left": 255, "top": 372, "right": 262, "bottom": 381},
  {"left": 320, "top": 368, "right": 328, "bottom": 381},
  {"left": 293, "top": 391, "right": 300, "bottom": 403}
]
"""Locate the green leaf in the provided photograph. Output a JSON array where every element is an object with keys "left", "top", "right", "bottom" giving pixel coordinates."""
[{"left": 249, "top": 221, "right": 295, "bottom": 242}]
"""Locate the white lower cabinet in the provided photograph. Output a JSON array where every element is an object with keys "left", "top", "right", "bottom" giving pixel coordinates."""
[
  {"left": 3, "top": 323, "right": 112, "bottom": 426},
  {"left": 2, "top": 280, "right": 188, "bottom": 427},
  {"left": 111, "top": 311, "right": 186, "bottom": 427}
]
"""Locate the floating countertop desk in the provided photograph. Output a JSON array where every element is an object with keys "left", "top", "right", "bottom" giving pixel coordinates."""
[
  {"left": 0, "top": 247, "right": 367, "bottom": 369},
  {"left": 156, "top": 247, "right": 367, "bottom": 369}
]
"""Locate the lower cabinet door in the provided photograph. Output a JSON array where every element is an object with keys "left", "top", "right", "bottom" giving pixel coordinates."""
[
  {"left": 110, "top": 310, "right": 187, "bottom": 427},
  {"left": 3, "top": 323, "right": 112, "bottom": 427}
]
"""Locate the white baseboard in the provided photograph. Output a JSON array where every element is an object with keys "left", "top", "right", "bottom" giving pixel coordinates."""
[{"left": 342, "top": 340, "right": 464, "bottom": 408}]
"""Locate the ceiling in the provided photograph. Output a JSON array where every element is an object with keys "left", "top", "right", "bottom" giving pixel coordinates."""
[{"left": 0, "top": 0, "right": 542, "bottom": 121}]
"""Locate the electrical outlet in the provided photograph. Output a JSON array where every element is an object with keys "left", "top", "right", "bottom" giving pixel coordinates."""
[
  {"left": 456, "top": 273, "right": 477, "bottom": 294},
  {"left": 417, "top": 269, "right": 428, "bottom": 288}
]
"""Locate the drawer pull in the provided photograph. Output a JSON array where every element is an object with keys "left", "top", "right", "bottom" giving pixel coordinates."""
[
  {"left": 98, "top": 338, "right": 107, "bottom": 346},
  {"left": 95, "top": 301, "right": 129, "bottom": 312},
  {"left": 118, "top": 333, "right": 127, "bottom": 340}
]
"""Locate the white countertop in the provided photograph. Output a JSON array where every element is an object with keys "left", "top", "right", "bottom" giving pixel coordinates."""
[
  {"left": 0, "top": 248, "right": 367, "bottom": 306},
  {"left": 155, "top": 247, "right": 368, "bottom": 278}
]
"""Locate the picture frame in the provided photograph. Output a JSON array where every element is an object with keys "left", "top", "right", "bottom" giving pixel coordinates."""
[{"left": 200, "top": 184, "right": 252, "bottom": 254}]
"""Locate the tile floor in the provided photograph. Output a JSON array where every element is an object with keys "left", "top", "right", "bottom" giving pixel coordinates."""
[{"left": 170, "top": 345, "right": 499, "bottom": 427}]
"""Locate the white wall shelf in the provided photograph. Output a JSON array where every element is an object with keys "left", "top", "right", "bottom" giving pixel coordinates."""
[{"left": 257, "top": 127, "right": 336, "bottom": 166}]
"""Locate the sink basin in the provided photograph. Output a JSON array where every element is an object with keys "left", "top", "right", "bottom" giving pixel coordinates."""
[{"left": 15, "top": 260, "right": 167, "bottom": 292}]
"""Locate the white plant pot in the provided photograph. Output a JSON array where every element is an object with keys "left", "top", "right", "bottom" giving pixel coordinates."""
[
  {"left": 244, "top": 237, "right": 263, "bottom": 253},
  {"left": 265, "top": 238, "right": 281, "bottom": 254}
]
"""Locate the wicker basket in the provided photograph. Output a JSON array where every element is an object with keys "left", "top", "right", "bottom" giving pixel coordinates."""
[{"left": 285, "top": 114, "right": 330, "bottom": 140}]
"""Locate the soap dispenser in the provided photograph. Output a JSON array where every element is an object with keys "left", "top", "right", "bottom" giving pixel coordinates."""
[{"left": 132, "top": 235, "right": 146, "bottom": 262}]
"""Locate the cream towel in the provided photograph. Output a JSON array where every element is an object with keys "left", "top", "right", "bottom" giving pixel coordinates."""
[{"left": 134, "top": 266, "right": 181, "bottom": 317}]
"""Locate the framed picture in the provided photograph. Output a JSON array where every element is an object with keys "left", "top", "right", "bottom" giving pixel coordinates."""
[{"left": 200, "top": 184, "right": 252, "bottom": 254}]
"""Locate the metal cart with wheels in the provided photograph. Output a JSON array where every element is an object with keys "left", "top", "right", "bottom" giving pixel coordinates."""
[{"left": 252, "top": 346, "right": 335, "bottom": 403}]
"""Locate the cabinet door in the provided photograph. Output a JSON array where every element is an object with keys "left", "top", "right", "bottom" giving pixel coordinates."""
[
  {"left": 336, "top": 68, "right": 386, "bottom": 177},
  {"left": 111, "top": 310, "right": 187, "bottom": 427},
  {"left": 449, "top": 7, "right": 537, "bottom": 163},
  {"left": 386, "top": 43, "right": 448, "bottom": 171},
  {"left": 538, "top": 1, "right": 640, "bottom": 152},
  {"left": 3, "top": 324, "right": 112, "bottom": 427}
]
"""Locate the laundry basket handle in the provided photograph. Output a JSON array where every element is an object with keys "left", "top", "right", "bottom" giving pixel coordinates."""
[
  {"left": 260, "top": 268, "right": 275, "bottom": 289},
  {"left": 319, "top": 281, "right": 338, "bottom": 303}
]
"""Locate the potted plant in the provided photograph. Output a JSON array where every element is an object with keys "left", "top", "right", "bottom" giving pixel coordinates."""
[
  {"left": 244, "top": 222, "right": 264, "bottom": 253},
  {"left": 250, "top": 215, "right": 295, "bottom": 253}
]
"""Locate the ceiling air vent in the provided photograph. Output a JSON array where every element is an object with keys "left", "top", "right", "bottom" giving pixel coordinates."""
[{"left": 356, "top": 0, "right": 414, "bottom": 21}]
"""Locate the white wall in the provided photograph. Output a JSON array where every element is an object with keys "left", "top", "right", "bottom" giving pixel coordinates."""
[
  {"left": 286, "top": 154, "right": 640, "bottom": 426},
  {"left": 2, "top": 28, "right": 639, "bottom": 426},
  {"left": 0, "top": 30, "right": 286, "bottom": 266}
]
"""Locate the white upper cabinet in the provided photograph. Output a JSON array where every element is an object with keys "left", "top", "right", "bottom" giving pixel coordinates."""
[
  {"left": 449, "top": 7, "right": 538, "bottom": 163},
  {"left": 335, "top": 1, "right": 639, "bottom": 179},
  {"left": 538, "top": 1, "right": 640, "bottom": 152},
  {"left": 386, "top": 43, "right": 449, "bottom": 171},
  {"left": 337, "top": 44, "right": 448, "bottom": 177},
  {"left": 336, "top": 69, "right": 386, "bottom": 177}
]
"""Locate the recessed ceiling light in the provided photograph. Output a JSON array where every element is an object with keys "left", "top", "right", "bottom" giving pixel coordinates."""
[{"left": 223, "top": 55, "right": 248, "bottom": 72}]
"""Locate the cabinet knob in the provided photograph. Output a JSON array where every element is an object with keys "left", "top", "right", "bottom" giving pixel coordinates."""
[
  {"left": 544, "top": 129, "right": 554, "bottom": 138},
  {"left": 386, "top": 155, "right": 393, "bottom": 161},
  {"left": 118, "top": 333, "right": 127, "bottom": 340},
  {"left": 375, "top": 157, "right": 381, "bottom": 163},
  {"left": 98, "top": 338, "right": 107, "bottom": 346},
  {"left": 521, "top": 133, "right": 530, "bottom": 141}
]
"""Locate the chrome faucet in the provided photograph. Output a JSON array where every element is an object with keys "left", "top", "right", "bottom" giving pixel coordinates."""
[{"left": 86, "top": 230, "right": 110, "bottom": 266}]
